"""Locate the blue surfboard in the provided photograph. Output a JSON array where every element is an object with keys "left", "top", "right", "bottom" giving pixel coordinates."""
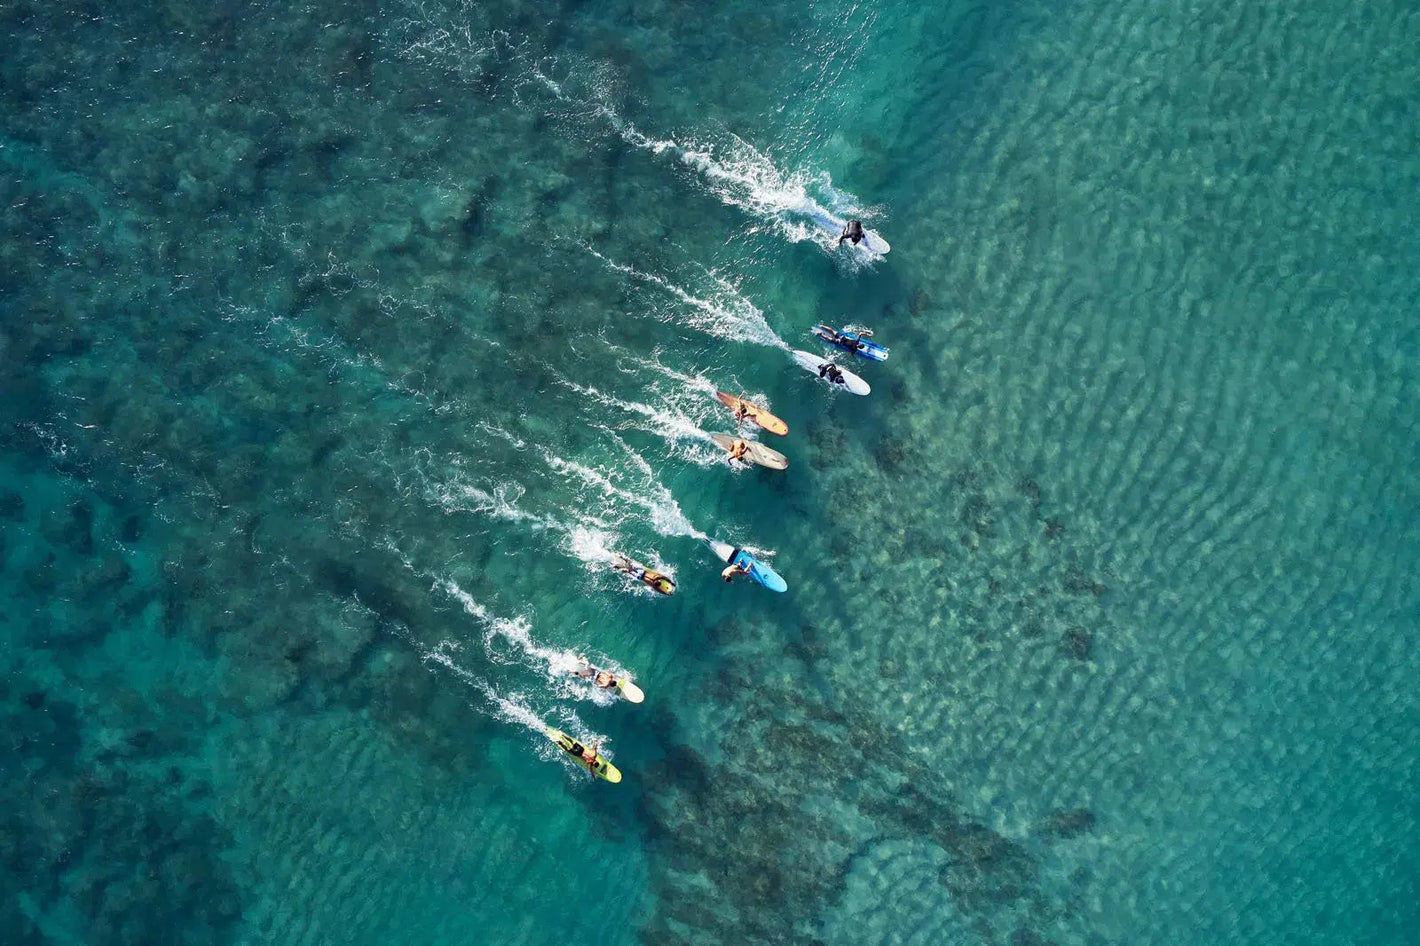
[
  {"left": 708, "top": 540, "right": 787, "bottom": 593},
  {"left": 812, "top": 324, "right": 889, "bottom": 362}
]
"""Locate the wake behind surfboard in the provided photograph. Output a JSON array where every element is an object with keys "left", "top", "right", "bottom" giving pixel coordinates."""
[{"left": 801, "top": 204, "right": 890, "bottom": 256}]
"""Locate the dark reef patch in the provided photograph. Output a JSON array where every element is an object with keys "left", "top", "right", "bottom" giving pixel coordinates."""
[
  {"left": 1062, "top": 627, "right": 1093, "bottom": 661},
  {"left": 0, "top": 489, "right": 24, "bottom": 521},
  {"left": 1037, "top": 807, "right": 1096, "bottom": 841},
  {"left": 634, "top": 654, "right": 1062, "bottom": 945}
]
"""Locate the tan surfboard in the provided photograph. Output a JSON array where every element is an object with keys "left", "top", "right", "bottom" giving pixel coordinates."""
[
  {"left": 715, "top": 391, "right": 788, "bottom": 437},
  {"left": 711, "top": 433, "right": 789, "bottom": 471}
]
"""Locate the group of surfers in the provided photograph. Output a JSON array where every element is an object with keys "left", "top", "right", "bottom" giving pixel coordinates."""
[
  {"left": 560, "top": 219, "right": 877, "bottom": 773},
  {"left": 586, "top": 223, "right": 876, "bottom": 604}
]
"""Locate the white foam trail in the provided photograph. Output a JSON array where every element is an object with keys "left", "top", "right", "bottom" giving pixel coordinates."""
[
  {"left": 420, "top": 640, "right": 546, "bottom": 728},
  {"left": 382, "top": 614, "right": 549, "bottom": 736},
  {"left": 436, "top": 582, "right": 634, "bottom": 707},
  {"left": 393, "top": 4, "right": 515, "bottom": 82},
  {"left": 431, "top": 477, "right": 558, "bottom": 530},
  {"left": 614, "top": 350, "right": 720, "bottom": 396},
  {"left": 580, "top": 100, "right": 885, "bottom": 257},
  {"left": 398, "top": 30, "right": 884, "bottom": 255},
  {"left": 556, "top": 376, "right": 725, "bottom": 467},
  {"left": 585, "top": 246, "right": 789, "bottom": 350},
  {"left": 567, "top": 525, "right": 620, "bottom": 567},
  {"left": 411, "top": 443, "right": 679, "bottom": 581},
  {"left": 556, "top": 376, "right": 710, "bottom": 441},
  {"left": 440, "top": 580, "right": 558, "bottom": 665},
  {"left": 539, "top": 445, "right": 707, "bottom": 541}
]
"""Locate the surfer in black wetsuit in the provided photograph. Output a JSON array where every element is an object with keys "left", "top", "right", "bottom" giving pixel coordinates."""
[
  {"left": 818, "top": 363, "right": 845, "bottom": 385},
  {"left": 838, "top": 219, "right": 865, "bottom": 246}
]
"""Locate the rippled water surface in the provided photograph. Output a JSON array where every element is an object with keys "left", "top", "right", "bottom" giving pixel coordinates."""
[{"left": 2, "top": 0, "right": 1417, "bottom": 943}]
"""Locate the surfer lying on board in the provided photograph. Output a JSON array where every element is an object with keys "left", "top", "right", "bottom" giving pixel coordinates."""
[
  {"left": 726, "top": 438, "right": 749, "bottom": 462},
  {"left": 818, "top": 362, "right": 846, "bottom": 385},
  {"left": 572, "top": 659, "right": 618, "bottom": 690},
  {"left": 838, "top": 219, "right": 865, "bottom": 246},
  {"left": 612, "top": 553, "right": 677, "bottom": 594},
  {"left": 721, "top": 560, "right": 752, "bottom": 583},
  {"left": 732, "top": 400, "right": 750, "bottom": 424}
]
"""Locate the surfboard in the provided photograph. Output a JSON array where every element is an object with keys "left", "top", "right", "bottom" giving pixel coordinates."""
[
  {"left": 546, "top": 727, "right": 622, "bottom": 783},
  {"left": 812, "top": 324, "right": 889, "bottom": 362},
  {"left": 714, "top": 391, "right": 788, "bottom": 436},
  {"left": 790, "top": 349, "right": 871, "bottom": 396},
  {"left": 612, "top": 554, "right": 676, "bottom": 595},
  {"left": 710, "top": 433, "right": 789, "bottom": 471},
  {"left": 805, "top": 205, "right": 891, "bottom": 255},
  {"left": 567, "top": 655, "right": 646, "bottom": 704},
  {"left": 707, "top": 539, "right": 788, "bottom": 593}
]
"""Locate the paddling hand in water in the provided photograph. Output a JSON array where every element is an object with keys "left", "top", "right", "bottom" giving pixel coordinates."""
[
  {"left": 721, "top": 561, "right": 751, "bottom": 583},
  {"left": 838, "top": 219, "right": 865, "bottom": 246}
]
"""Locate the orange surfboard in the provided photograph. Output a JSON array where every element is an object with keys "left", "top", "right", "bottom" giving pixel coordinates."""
[{"left": 715, "top": 391, "right": 788, "bottom": 437}]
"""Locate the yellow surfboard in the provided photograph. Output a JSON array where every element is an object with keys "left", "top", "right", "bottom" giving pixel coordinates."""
[
  {"left": 612, "top": 554, "right": 676, "bottom": 595},
  {"left": 546, "top": 727, "right": 622, "bottom": 783},
  {"left": 715, "top": 391, "right": 788, "bottom": 436}
]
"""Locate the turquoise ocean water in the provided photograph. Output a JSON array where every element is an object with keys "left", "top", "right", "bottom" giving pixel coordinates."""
[{"left": 3, "top": 0, "right": 1417, "bottom": 943}]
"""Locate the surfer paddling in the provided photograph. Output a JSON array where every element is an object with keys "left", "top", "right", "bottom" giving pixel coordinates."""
[
  {"left": 721, "top": 560, "right": 752, "bottom": 584},
  {"left": 572, "top": 659, "right": 618, "bottom": 690},
  {"left": 612, "top": 553, "right": 676, "bottom": 594},
  {"left": 838, "top": 219, "right": 866, "bottom": 247}
]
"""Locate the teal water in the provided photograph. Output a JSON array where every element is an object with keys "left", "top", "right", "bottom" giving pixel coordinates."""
[{"left": 3, "top": 0, "right": 1418, "bottom": 943}]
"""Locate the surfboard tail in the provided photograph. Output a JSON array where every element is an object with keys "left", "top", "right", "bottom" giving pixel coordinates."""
[{"left": 706, "top": 539, "right": 736, "bottom": 563}]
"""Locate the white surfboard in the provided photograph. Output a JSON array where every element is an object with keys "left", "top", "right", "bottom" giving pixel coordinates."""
[
  {"left": 710, "top": 433, "right": 789, "bottom": 470},
  {"left": 790, "top": 350, "right": 870, "bottom": 396},
  {"left": 805, "top": 205, "right": 891, "bottom": 255},
  {"left": 616, "top": 678, "right": 645, "bottom": 704}
]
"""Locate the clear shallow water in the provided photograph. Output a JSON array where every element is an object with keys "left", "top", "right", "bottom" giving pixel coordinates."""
[{"left": 2, "top": 0, "right": 1417, "bottom": 944}]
